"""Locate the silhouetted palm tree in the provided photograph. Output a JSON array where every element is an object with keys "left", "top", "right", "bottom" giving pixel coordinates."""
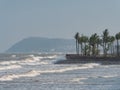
[
  {"left": 108, "top": 36, "right": 115, "bottom": 55},
  {"left": 74, "top": 32, "right": 79, "bottom": 54},
  {"left": 102, "top": 29, "right": 109, "bottom": 56},
  {"left": 78, "top": 36, "right": 83, "bottom": 55},
  {"left": 115, "top": 32, "right": 120, "bottom": 56},
  {"left": 78, "top": 35, "right": 88, "bottom": 55},
  {"left": 74, "top": 30, "right": 120, "bottom": 57},
  {"left": 96, "top": 36, "right": 101, "bottom": 55},
  {"left": 82, "top": 35, "right": 88, "bottom": 56},
  {"left": 89, "top": 33, "right": 99, "bottom": 56}
]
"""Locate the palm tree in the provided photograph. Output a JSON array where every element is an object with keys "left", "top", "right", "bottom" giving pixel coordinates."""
[
  {"left": 89, "top": 33, "right": 99, "bottom": 56},
  {"left": 78, "top": 35, "right": 88, "bottom": 56},
  {"left": 115, "top": 32, "right": 120, "bottom": 56},
  {"left": 74, "top": 30, "right": 120, "bottom": 57},
  {"left": 108, "top": 36, "right": 115, "bottom": 55},
  {"left": 96, "top": 37, "right": 101, "bottom": 55},
  {"left": 82, "top": 35, "right": 88, "bottom": 56},
  {"left": 74, "top": 32, "right": 79, "bottom": 54},
  {"left": 78, "top": 36, "right": 83, "bottom": 55},
  {"left": 102, "top": 29, "right": 109, "bottom": 56}
]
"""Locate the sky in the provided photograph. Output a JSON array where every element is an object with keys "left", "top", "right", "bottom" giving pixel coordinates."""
[{"left": 0, "top": 0, "right": 120, "bottom": 52}]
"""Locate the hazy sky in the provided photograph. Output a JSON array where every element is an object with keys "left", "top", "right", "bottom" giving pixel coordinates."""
[{"left": 0, "top": 0, "right": 120, "bottom": 52}]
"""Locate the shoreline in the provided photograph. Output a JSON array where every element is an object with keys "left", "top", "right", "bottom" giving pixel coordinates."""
[
  {"left": 55, "top": 54, "right": 120, "bottom": 65},
  {"left": 55, "top": 59, "right": 120, "bottom": 65}
]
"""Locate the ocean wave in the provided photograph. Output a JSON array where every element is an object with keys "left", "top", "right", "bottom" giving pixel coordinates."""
[
  {"left": 19, "top": 61, "right": 48, "bottom": 65},
  {"left": 0, "top": 54, "right": 59, "bottom": 66},
  {"left": 0, "top": 70, "right": 40, "bottom": 81},
  {"left": 11, "top": 55, "right": 16, "bottom": 58},
  {"left": 29, "top": 54, "right": 57, "bottom": 60},
  {"left": 0, "top": 60, "right": 18, "bottom": 65},
  {"left": 0, "top": 66, "right": 87, "bottom": 81},
  {"left": 0, "top": 56, "right": 48, "bottom": 66},
  {"left": 82, "top": 63, "right": 100, "bottom": 68},
  {"left": 45, "top": 55, "right": 57, "bottom": 59},
  {"left": 0, "top": 63, "right": 100, "bottom": 81},
  {"left": 70, "top": 78, "right": 87, "bottom": 84},
  {"left": 39, "top": 63, "right": 100, "bottom": 73},
  {"left": 19, "top": 57, "right": 49, "bottom": 65},
  {"left": 0, "top": 65, "right": 22, "bottom": 71},
  {"left": 101, "top": 75, "right": 118, "bottom": 78}
]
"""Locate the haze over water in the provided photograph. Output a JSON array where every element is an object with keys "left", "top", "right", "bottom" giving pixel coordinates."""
[{"left": 1, "top": 0, "right": 120, "bottom": 52}]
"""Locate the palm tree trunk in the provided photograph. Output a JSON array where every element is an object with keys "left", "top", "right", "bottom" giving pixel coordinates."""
[
  {"left": 117, "top": 40, "right": 119, "bottom": 56},
  {"left": 77, "top": 42, "right": 79, "bottom": 54},
  {"left": 76, "top": 40, "right": 77, "bottom": 54},
  {"left": 88, "top": 43, "right": 91, "bottom": 56},
  {"left": 97, "top": 44, "right": 99, "bottom": 55},
  {"left": 113, "top": 44, "right": 115, "bottom": 56},
  {"left": 92, "top": 45, "right": 95, "bottom": 56},
  {"left": 80, "top": 43, "right": 83, "bottom": 56},
  {"left": 76, "top": 40, "right": 78, "bottom": 54},
  {"left": 85, "top": 43, "right": 87, "bottom": 56},
  {"left": 118, "top": 40, "right": 119, "bottom": 56},
  {"left": 104, "top": 43, "right": 107, "bottom": 57},
  {"left": 103, "top": 42, "right": 105, "bottom": 56},
  {"left": 110, "top": 44, "right": 113, "bottom": 55}
]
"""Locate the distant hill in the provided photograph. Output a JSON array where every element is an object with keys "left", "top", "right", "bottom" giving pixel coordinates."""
[{"left": 6, "top": 37, "right": 75, "bottom": 53}]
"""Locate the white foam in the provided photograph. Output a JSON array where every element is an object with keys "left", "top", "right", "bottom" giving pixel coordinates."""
[
  {"left": 19, "top": 57, "right": 48, "bottom": 65},
  {"left": 19, "top": 61, "right": 48, "bottom": 65},
  {"left": 82, "top": 63, "right": 100, "bottom": 68},
  {"left": 23, "top": 58, "right": 39, "bottom": 63},
  {"left": 0, "top": 63, "right": 100, "bottom": 81},
  {"left": 45, "top": 55, "right": 57, "bottom": 59},
  {"left": 70, "top": 78, "right": 87, "bottom": 83},
  {"left": 0, "top": 61, "right": 18, "bottom": 65},
  {"left": 0, "top": 65, "right": 22, "bottom": 71},
  {"left": 32, "top": 56, "right": 42, "bottom": 61},
  {"left": 11, "top": 55, "right": 16, "bottom": 58},
  {"left": 38, "top": 63, "right": 99, "bottom": 74},
  {"left": 0, "top": 54, "right": 58, "bottom": 66},
  {"left": 28, "top": 55, "right": 34, "bottom": 57},
  {"left": 31, "top": 55, "right": 57, "bottom": 60},
  {"left": 0, "top": 57, "right": 41, "bottom": 66},
  {"left": 0, "top": 70, "right": 40, "bottom": 81},
  {"left": 101, "top": 75, "right": 118, "bottom": 78},
  {"left": 8, "top": 66, "right": 90, "bottom": 81}
]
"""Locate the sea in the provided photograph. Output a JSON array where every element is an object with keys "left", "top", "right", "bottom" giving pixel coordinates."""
[{"left": 0, "top": 53, "right": 119, "bottom": 90}]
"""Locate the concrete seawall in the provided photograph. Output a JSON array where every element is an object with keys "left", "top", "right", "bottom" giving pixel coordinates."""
[{"left": 55, "top": 54, "right": 120, "bottom": 65}]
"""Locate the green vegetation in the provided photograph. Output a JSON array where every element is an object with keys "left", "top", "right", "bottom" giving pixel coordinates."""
[{"left": 74, "top": 29, "right": 120, "bottom": 57}]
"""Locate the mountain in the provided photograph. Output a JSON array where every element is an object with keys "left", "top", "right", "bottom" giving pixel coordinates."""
[{"left": 6, "top": 37, "right": 75, "bottom": 53}]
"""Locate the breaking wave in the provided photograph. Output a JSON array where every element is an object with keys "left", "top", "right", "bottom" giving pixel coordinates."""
[
  {"left": 0, "top": 65, "right": 22, "bottom": 71},
  {"left": 0, "top": 63, "right": 100, "bottom": 81},
  {"left": 99, "top": 75, "right": 118, "bottom": 78},
  {"left": 0, "top": 70, "right": 40, "bottom": 81},
  {"left": 0, "top": 54, "right": 58, "bottom": 66},
  {"left": 70, "top": 78, "right": 87, "bottom": 84}
]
